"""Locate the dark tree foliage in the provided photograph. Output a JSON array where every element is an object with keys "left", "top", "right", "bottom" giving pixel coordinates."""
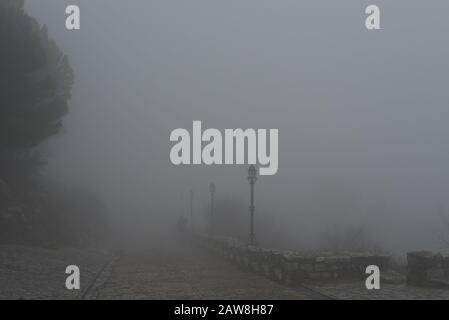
[
  {"left": 0, "top": 2, "right": 73, "bottom": 149},
  {"left": 0, "top": 1, "right": 78, "bottom": 245},
  {"left": 0, "top": 1, "right": 73, "bottom": 189}
]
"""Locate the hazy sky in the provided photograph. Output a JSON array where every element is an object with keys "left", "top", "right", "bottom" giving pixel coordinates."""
[{"left": 25, "top": 1, "right": 449, "bottom": 253}]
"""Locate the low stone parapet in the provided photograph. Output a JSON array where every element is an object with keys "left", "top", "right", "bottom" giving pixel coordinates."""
[
  {"left": 407, "top": 251, "right": 449, "bottom": 288},
  {"left": 192, "top": 234, "right": 390, "bottom": 285}
]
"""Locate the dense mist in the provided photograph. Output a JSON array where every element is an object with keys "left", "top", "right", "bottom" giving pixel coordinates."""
[{"left": 23, "top": 0, "right": 449, "bottom": 255}]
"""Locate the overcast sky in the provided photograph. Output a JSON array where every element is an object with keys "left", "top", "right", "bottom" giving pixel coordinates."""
[{"left": 25, "top": 0, "right": 449, "bottom": 253}]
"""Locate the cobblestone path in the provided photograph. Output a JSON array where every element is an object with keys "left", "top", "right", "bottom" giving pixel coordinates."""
[
  {"left": 93, "top": 243, "right": 326, "bottom": 299},
  {"left": 0, "top": 245, "right": 111, "bottom": 300},
  {"left": 2, "top": 243, "right": 449, "bottom": 300},
  {"left": 306, "top": 281, "right": 449, "bottom": 300}
]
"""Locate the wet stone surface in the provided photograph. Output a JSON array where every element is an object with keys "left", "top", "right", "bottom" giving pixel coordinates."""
[
  {"left": 305, "top": 281, "right": 449, "bottom": 300},
  {"left": 1, "top": 244, "right": 449, "bottom": 300},
  {"left": 94, "top": 245, "right": 324, "bottom": 300},
  {"left": 0, "top": 245, "right": 111, "bottom": 300}
]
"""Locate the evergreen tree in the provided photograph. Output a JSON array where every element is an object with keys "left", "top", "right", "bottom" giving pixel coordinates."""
[{"left": 0, "top": 2, "right": 73, "bottom": 189}]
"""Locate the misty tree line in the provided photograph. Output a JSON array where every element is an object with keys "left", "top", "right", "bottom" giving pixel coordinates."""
[
  {"left": 199, "top": 195, "right": 382, "bottom": 253},
  {"left": 0, "top": 0, "right": 108, "bottom": 246}
]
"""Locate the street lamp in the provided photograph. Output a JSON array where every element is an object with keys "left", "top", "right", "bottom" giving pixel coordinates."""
[
  {"left": 247, "top": 165, "right": 258, "bottom": 246},
  {"left": 209, "top": 183, "right": 216, "bottom": 236},
  {"left": 189, "top": 189, "right": 194, "bottom": 231}
]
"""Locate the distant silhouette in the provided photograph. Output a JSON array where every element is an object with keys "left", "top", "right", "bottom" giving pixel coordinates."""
[{"left": 176, "top": 216, "right": 189, "bottom": 235}]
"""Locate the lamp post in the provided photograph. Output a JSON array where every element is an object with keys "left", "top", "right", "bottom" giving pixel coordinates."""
[
  {"left": 189, "top": 189, "right": 194, "bottom": 231},
  {"left": 209, "top": 183, "right": 216, "bottom": 236},
  {"left": 247, "top": 165, "right": 258, "bottom": 246}
]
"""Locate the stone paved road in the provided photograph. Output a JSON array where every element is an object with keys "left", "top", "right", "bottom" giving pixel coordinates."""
[
  {"left": 84, "top": 240, "right": 449, "bottom": 300},
  {"left": 2, "top": 242, "right": 449, "bottom": 300},
  {"left": 0, "top": 245, "right": 111, "bottom": 300},
  {"left": 306, "top": 281, "right": 449, "bottom": 300},
  {"left": 93, "top": 243, "right": 326, "bottom": 300}
]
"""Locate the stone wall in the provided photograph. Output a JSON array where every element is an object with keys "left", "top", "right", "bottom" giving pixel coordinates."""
[
  {"left": 193, "top": 234, "right": 390, "bottom": 285},
  {"left": 407, "top": 251, "right": 449, "bottom": 288}
]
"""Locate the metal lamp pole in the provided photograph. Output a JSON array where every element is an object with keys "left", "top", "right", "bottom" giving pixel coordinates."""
[
  {"left": 248, "top": 165, "right": 258, "bottom": 246},
  {"left": 209, "top": 183, "right": 216, "bottom": 236},
  {"left": 189, "top": 189, "right": 194, "bottom": 231}
]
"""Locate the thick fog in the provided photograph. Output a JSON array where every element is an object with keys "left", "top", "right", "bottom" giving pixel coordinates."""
[{"left": 25, "top": 0, "right": 449, "bottom": 254}]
